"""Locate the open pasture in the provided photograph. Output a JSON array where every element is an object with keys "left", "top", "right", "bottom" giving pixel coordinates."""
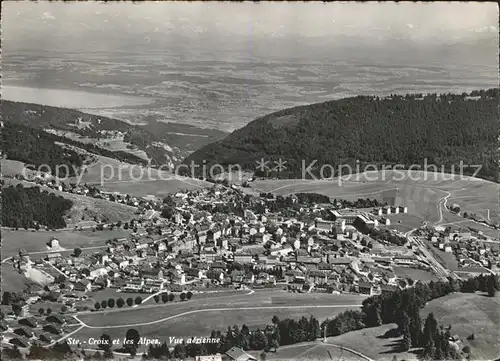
[
  {"left": 78, "top": 291, "right": 366, "bottom": 328},
  {"left": 270, "top": 343, "right": 367, "bottom": 361},
  {"left": 324, "top": 323, "right": 418, "bottom": 361},
  {"left": 74, "top": 305, "right": 355, "bottom": 347},
  {"left": 421, "top": 292, "right": 500, "bottom": 361}
]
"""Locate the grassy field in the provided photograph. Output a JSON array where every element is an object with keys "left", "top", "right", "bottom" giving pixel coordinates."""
[
  {"left": 79, "top": 291, "right": 366, "bottom": 327},
  {"left": 392, "top": 267, "right": 439, "bottom": 282},
  {"left": 1, "top": 159, "right": 27, "bottom": 177},
  {"left": 323, "top": 323, "right": 419, "bottom": 361},
  {"left": 1, "top": 228, "right": 130, "bottom": 259},
  {"left": 421, "top": 292, "right": 500, "bottom": 360},
  {"left": 1, "top": 264, "right": 41, "bottom": 292},
  {"left": 267, "top": 342, "right": 366, "bottom": 361},
  {"left": 72, "top": 291, "right": 366, "bottom": 349}
]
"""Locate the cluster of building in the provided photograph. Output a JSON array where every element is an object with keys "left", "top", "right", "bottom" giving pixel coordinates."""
[
  {"left": 2, "top": 184, "right": 444, "bottom": 353},
  {"left": 428, "top": 228, "right": 500, "bottom": 270},
  {"left": 1, "top": 305, "right": 72, "bottom": 349},
  {"left": 9, "top": 186, "right": 426, "bottom": 302}
]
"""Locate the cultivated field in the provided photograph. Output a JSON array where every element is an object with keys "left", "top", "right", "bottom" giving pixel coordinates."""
[
  {"left": 421, "top": 292, "right": 500, "bottom": 361},
  {"left": 1, "top": 228, "right": 130, "bottom": 259}
]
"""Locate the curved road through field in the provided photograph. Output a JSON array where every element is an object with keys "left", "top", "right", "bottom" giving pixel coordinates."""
[{"left": 73, "top": 304, "right": 362, "bottom": 330}]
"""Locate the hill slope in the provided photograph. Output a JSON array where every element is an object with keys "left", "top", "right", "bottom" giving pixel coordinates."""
[
  {"left": 2, "top": 100, "right": 227, "bottom": 166},
  {"left": 182, "top": 89, "right": 499, "bottom": 182}
]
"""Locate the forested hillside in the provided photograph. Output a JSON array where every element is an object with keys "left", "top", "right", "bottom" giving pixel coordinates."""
[
  {"left": 183, "top": 89, "right": 499, "bottom": 182},
  {"left": 2, "top": 100, "right": 227, "bottom": 165},
  {"left": 2, "top": 123, "right": 148, "bottom": 176},
  {"left": 2, "top": 184, "right": 73, "bottom": 229}
]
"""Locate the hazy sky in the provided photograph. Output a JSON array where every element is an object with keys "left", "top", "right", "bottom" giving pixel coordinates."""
[{"left": 4, "top": 1, "right": 498, "bottom": 44}]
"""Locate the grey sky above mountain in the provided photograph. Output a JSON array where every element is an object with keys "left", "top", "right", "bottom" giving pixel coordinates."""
[{"left": 4, "top": 2, "right": 497, "bottom": 47}]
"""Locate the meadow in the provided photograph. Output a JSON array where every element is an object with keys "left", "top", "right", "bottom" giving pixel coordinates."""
[
  {"left": 71, "top": 291, "right": 366, "bottom": 350},
  {"left": 421, "top": 292, "right": 500, "bottom": 360}
]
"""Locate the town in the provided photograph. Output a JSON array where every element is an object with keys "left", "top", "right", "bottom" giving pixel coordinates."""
[{"left": 2, "top": 179, "right": 499, "bottom": 360}]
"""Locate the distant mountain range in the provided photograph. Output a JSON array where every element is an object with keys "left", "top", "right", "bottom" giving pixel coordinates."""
[{"left": 182, "top": 89, "right": 499, "bottom": 182}]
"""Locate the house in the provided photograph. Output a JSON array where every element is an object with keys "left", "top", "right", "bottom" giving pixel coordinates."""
[
  {"left": 307, "top": 271, "right": 327, "bottom": 284},
  {"left": 14, "top": 327, "right": 33, "bottom": 338},
  {"left": 231, "top": 270, "right": 246, "bottom": 284},
  {"left": 9, "top": 337, "right": 30, "bottom": 348},
  {"left": 47, "top": 238, "right": 60, "bottom": 249},
  {"left": 43, "top": 324, "right": 62, "bottom": 335},
  {"left": 45, "top": 253, "right": 63, "bottom": 263},
  {"left": 74, "top": 279, "right": 92, "bottom": 292},
  {"left": 124, "top": 278, "right": 144, "bottom": 291},
  {"left": 38, "top": 333, "right": 54, "bottom": 343},
  {"left": 390, "top": 206, "right": 400, "bottom": 214},
  {"left": 399, "top": 205, "right": 408, "bottom": 213},
  {"left": 18, "top": 317, "right": 37, "bottom": 328},
  {"left": 225, "top": 346, "right": 257, "bottom": 361},
  {"left": 315, "top": 219, "right": 334, "bottom": 232},
  {"left": 380, "top": 284, "right": 398, "bottom": 295},
  {"left": 233, "top": 253, "right": 253, "bottom": 264},
  {"left": 46, "top": 314, "right": 66, "bottom": 325},
  {"left": 358, "top": 282, "right": 374, "bottom": 295}
]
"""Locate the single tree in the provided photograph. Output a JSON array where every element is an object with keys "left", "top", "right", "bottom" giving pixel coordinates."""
[
  {"left": 126, "top": 297, "right": 134, "bottom": 307},
  {"left": 135, "top": 296, "right": 143, "bottom": 305},
  {"left": 46, "top": 307, "right": 52, "bottom": 315},
  {"left": 168, "top": 293, "right": 175, "bottom": 302},
  {"left": 124, "top": 328, "right": 141, "bottom": 356},
  {"left": 38, "top": 307, "right": 44, "bottom": 315},
  {"left": 161, "top": 293, "right": 169, "bottom": 303},
  {"left": 107, "top": 298, "right": 115, "bottom": 308},
  {"left": 180, "top": 293, "right": 186, "bottom": 301},
  {"left": 487, "top": 275, "right": 497, "bottom": 297},
  {"left": 154, "top": 295, "right": 160, "bottom": 303},
  {"left": 100, "top": 300, "right": 108, "bottom": 309},
  {"left": 116, "top": 298, "right": 125, "bottom": 308},
  {"left": 99, "top": 333, "right": 112, "bottom": 352},
  {"left": 186, "top": 291, "right": 193, "bottom": 300},
  {"left": 73, "top": 248, "right": 82, "bottom": 257},
  {"left": 94, "top": 302, "right": 101, "bottom": 310}
]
